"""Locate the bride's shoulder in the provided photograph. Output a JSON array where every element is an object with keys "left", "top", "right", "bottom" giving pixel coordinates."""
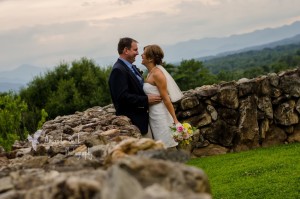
[
  {"left": 152, "top": 69, "right": 166, "bottom": 84},
  {"left": 154, "top": 65, "right": 163, "bottom": 73},
  {"left": 153, "top": 67, "right": 164, "bottom": 78}
]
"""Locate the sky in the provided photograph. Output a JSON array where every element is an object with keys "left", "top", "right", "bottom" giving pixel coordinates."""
[{"left": 1, "top": 0, "right": 300, "bottom": 72}]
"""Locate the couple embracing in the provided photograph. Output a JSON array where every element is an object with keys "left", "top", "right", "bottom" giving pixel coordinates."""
[{"left": 108, "top": 37, "right": 183, "bottom": 149}]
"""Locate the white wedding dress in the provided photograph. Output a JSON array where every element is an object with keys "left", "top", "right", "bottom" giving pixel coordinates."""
[{"left": 143, "top": 83, "right": 178, "bottom": 148}]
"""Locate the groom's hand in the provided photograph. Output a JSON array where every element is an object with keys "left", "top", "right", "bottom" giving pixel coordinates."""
[{"left": 147, "top": 94, "right": 162, "bottom": 105}]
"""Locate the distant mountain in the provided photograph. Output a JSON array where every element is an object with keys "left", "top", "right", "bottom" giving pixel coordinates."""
[
  {"left": 2, "top": 21, "right": 300, "bottom": 93},
  {"left": 163, "top": 21, "right": 300, "bottom": 63},
  {"left": 217, "top": 33, "right": 300, "bottom": 57},
  {"left": 201, "top": 41, "right": 300, "bottom": 74},
  {"left": 198, "top": 33, "right": 300, "bottom": 61},
  {"left": 0, "top": 82, "right": 24, "bottom": 93},
  {"left": 0, "top": 64, "right": 47, "bottom": 92}
]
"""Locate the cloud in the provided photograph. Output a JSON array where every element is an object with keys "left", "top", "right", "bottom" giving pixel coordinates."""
[
  {"left": 81, "top": 1, "right": 97, "bottom": 7},
  {"left": 198, "top": 0, "right": 221, "bottom": 6},
  {"left": 117, "top": 0, "right": 137, "bottom": 4},
  {"left": 0, "top": 0, "right": 300, "bottom": 71}
]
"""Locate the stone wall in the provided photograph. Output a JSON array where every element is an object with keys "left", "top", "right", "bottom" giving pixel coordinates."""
[
  {"left": 0, "top": 107, "right": 212, "bottom": 199},
  {"left": 2, "top": 68, "right": 300, "bottom": 198},
  {"left": 175, "top": 68, "right": 300, "bottom": 157}
]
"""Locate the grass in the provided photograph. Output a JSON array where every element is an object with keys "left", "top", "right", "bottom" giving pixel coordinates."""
[{"left": 187, "top": 143, "right": 300, "bottom": 199}]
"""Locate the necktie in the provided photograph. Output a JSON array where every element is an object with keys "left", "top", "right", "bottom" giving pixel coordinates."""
[{"left": 131, "top": 65, "right": 143, "bottom": 85}]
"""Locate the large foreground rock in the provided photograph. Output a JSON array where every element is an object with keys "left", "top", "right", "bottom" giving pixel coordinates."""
[{"left": 0, "top": 105, "right": 211, "bottom": 199}]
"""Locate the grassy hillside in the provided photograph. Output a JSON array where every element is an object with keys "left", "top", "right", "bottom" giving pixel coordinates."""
[{"left": 187, "top": 143, "right": 300, "bottom": 199}]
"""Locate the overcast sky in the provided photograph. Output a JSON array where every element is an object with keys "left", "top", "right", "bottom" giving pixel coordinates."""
[{"left": 1, "top": 0, "right": 300, "bottom": 72}]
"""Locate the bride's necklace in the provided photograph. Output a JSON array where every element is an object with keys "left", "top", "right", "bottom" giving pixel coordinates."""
[
  {"left": 149, "top": 66, "right": 157, "bottom": 74},
  {"left": 146, "top": 66, "right": 157, "bottom": 80}
]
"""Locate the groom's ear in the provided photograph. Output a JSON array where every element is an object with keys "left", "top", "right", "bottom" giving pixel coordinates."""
[{"left": 123, "top": 47, "right": 129, "bottom": 54}]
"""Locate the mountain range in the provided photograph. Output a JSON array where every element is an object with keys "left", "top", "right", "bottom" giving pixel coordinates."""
[
  {"left": 163, "top": 21, "right": 300, "bottom": 63},
  {"left": 1, "top": 21, "right": 300, "bottom": 93},
  {"left": 198, "top": 32, "right": 300, "bottom": 62},
  {"left": 0, "top": 64, "right": 47, "bottom": 93}
]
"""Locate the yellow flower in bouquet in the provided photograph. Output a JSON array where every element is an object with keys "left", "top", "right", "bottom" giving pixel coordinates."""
[{"left": 170, "top": 122, "right": 195, "bottom": 146}]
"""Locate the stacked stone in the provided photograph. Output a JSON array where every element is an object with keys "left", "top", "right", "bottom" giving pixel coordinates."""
[
  {"left": 2, "top": 67, "right": 300, "bottom": 198},
  {"left": 175, "top": 68, "right": 300, "bottom": 156},
  {"left": 0, "top": 105, "right": 211, "bottom": 199}
]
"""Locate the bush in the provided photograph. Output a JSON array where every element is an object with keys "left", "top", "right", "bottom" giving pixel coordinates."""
[
  {"left": 0, "top": 92, "right": 28, "bottom": 151},
  {"left": 19, "top": 57, "right": 112, "bottom": 132}
]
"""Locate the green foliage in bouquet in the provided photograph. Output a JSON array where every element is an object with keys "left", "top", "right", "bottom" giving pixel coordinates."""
[{"left": 170, "top": 122, "right": 196, "bottom": 146}]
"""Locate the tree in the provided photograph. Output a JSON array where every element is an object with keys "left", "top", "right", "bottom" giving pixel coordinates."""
[
  {"left": 173, "top": 59, "right": 216, "bottom": 91},
  {"left": 0, "top": 92, "right": 28, "bottom": 151},
  {"left": 19, "top": 57, "right": 112, "bottom": 133},
  {"left": 163, "top": 62, "right": 177, "bottom": 76}
]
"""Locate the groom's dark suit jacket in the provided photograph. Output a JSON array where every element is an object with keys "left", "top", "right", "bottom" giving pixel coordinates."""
[{"left": 108, "top": 58, "right": 149, "bottom": 134}]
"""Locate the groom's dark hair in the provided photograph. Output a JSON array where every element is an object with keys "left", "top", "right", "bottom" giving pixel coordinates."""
[{"left": 118, "top": 37, "right": 138, "bottom": 54}]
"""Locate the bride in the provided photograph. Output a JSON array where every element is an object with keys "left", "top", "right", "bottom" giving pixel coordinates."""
[{"left": 141, "top": 44, "right": 183, "bottom": 148}]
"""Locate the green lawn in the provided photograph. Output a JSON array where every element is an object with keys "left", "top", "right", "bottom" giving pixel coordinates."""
[{"left": 187, "top": 143, "right": 300, "bottom": 199}]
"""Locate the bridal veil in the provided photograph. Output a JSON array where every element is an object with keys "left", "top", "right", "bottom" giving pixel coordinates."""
[{"left": 157, "top": 65, "right": 183, "bottom": 102}]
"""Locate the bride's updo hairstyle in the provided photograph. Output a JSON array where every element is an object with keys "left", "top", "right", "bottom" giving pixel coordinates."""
[{"left": 144, "top": 45, "right": 164, "bottom": 65}]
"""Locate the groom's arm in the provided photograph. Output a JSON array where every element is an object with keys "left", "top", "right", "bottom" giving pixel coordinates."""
[
  {"left": 109, "top": 67, "right": 148, "bottom": 108},
  {"left": 147, "top": 94, "right": 162, "bottom": 105}
]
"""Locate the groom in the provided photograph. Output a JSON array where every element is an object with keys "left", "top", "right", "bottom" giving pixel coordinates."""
[{"left": 108, "top": 37, "right": 161, "bottom": 135}]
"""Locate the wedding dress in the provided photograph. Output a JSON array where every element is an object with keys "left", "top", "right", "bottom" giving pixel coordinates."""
[
  {"left": 143, "top": 82, "right": 178, "bottom": 148},
  {"left": 143, "top": 65, "right": 183, "bottom": 148}
]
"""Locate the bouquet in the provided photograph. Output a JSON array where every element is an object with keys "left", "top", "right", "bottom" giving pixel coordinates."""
[{"left": 170, "top": 122, "right": 195, "bottom": 146}]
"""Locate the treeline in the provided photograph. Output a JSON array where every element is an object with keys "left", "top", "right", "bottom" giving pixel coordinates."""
[
  {"left": 202, "top": 43, "right": 300, "bottom": 80},
  {"left": 164, "top": 43, "right": 300, "bottom": 89},
  {"left": 1, "top": 43, "right": 300, "bottom": 151},
  {"left": 0, "top": 58, "right": 112, "bottom": 151}
]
